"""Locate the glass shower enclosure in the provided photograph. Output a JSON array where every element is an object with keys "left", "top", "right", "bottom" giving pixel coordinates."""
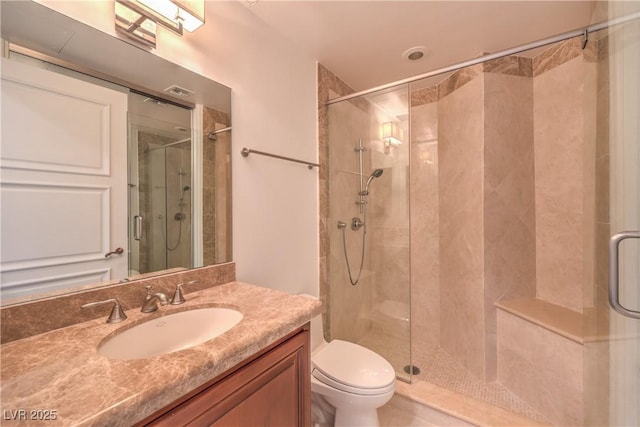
[{"left": 326, "top": 84, "right": 412, "bottom": 382}]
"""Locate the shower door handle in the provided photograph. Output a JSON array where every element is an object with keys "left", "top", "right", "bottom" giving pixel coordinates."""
[
  {"left": 134, "top": 215, "right": 143, "bottom": 241},
  {"left": 609, "top": 231, "right": 640, "bottom": 319}
]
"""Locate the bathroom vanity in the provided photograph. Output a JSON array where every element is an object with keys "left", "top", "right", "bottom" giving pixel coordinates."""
[
  {"left": 141, "top": 328, "right": 309, "bottom": 426},
  {"left": 0, "top": 280, "right": 320, "bottom": 426}
]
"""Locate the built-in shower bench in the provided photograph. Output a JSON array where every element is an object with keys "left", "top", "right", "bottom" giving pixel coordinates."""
[
  {"left": 496, "top": 298, "right": 583, "bottom": 343},
  {"left": 495, "top": 298, "right": 584, "bottom": 426}
]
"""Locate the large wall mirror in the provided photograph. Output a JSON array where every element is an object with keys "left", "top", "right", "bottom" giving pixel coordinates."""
[{"left": 0, "top": 1, "right": 232, "bottom": 305}]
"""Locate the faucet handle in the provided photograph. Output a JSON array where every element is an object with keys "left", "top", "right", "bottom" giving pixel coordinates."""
[
  {"left": 170, "top": 280, "right": 199, "bottom": 305},
  {"left": 81, "top": 298, "right": 127, "bottom": 323}
]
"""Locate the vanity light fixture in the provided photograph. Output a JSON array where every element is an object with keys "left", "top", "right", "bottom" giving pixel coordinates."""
[
  {"left": 115, "top": 0, "right": 204, "bottom": 47},
  {"left": 115, "top": 1, "right": 158, "bottom": 48},
  {"left": 381, "top": 121, "right": 403, "bottom": 149}
]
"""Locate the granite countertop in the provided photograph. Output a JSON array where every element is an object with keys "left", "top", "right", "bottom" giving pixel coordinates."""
[{"left": 0, "top": 282, "right": 322, "bottom": 426}]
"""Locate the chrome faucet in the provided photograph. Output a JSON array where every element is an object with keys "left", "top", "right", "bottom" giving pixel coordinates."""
[
  {"left": 170, "top": 280, "right": 199, "bottom": 305},
  {"left": 141, "top": 286, "right": 169, "bottom": 313},
  {"left": 81, "top": 298, "right": 127, "bottom": 323}
]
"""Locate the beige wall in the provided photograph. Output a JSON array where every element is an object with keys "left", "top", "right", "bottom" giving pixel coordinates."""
[
  {"left": 435, "top": 70, "right": 537, "bottom": 381},
  {"left": 409, "top": 37, "right": 594, "bottom": 383},
  {"left": 533, "top": 55, "right": 588, "bottom": 313},
  {"left": 483, "top": 72, "right": 537, "bottom": 380},
  {"left": 438, "top": 75, "right": 488, "bottom": 379}
]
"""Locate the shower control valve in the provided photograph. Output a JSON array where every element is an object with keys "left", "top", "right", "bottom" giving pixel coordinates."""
[{"left": 351, "top": 217, "right": 365, "bottom": 231}]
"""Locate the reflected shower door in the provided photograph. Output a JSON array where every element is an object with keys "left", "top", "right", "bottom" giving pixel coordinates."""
[
  {"left": 127, "top": 93, "right": 193, "bottom": 276},
  {"left": 147, "top": 143, "right": 192, "bottom": 272},
  {"left": 326, "top": 84, "right": 412, "bottom": 382}
]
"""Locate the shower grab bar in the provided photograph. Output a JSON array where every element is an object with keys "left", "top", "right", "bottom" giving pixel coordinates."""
[
  {"left": 241, "top": 147, "right": 319, "bottom": 170},
  {"left": 609, "top": 231, "right": 640, "bottom": 319}
]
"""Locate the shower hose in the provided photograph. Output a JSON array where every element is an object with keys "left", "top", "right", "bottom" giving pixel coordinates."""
[
  {"left": 340, "top": 207, "right": 368, "bottom": 286},
  {"left": 159, "top": 211, "right": 183, "bottom": 251}
]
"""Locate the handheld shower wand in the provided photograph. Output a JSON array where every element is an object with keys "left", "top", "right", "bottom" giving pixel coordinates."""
[
  {"left": 359, "top": 169, "right": 384, "bottom": 196},
  {"left": 340, "top": 167, "right": 384, "bottom": 286}
]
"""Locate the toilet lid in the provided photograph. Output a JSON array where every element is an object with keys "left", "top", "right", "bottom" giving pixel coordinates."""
[{"left": 312, "top": 340, "right": 395, "bottom": 391}]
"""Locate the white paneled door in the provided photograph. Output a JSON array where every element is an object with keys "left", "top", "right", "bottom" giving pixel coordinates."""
[{"left": 0, "top": 57, "right": 128, "bottom": 301}]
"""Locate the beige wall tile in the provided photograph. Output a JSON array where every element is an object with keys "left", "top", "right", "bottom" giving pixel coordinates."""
[
  {"left": 533, "top": 56, "right": 586, "bottom": 313},
  {"left": 439, "top": 75, "right": 487, "bottom": 379},
  {"left": 483, "top": 73, "right": 536, "bottom": 380}
]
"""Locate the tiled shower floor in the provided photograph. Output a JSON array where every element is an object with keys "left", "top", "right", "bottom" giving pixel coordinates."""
[
  {"left": 358, "top": 331, "right": 549, "bottom": 424},
  {"left": 413, "top": 348, "right": 549, "bottom": 424}
]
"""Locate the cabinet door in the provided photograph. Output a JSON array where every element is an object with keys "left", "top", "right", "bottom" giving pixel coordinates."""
[{"left": 150, "top": 330, "right": 310, "bottom": 427}]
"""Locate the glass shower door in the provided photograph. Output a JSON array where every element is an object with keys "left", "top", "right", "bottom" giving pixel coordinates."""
[
  {"left": 585, "top": 5, "right": 640, "bottom": 426},
  {"left": 326, "top": 84, "right": 412, "bottom": 382},
  {"left": 604, "top": 8, "right": 640, "bottom": 426}
]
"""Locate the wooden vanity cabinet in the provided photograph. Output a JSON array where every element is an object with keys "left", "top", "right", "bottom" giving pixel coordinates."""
[{"left": 140, "top": 326, "right": 310, "bottom": 427}]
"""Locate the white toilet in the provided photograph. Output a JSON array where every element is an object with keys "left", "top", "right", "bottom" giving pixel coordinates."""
[{"left": 303, "top": 295, "right": 396, "bottom": 427}]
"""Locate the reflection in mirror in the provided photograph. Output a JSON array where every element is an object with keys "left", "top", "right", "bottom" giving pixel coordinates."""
[
  {"left": 128, "top": 93, "right": 194, "bottom": 275},
  {"left": 202, "top": 108, "right": 233, "bottom": 266},
  {"left": 0, "top": 1, "right": 232, "bottom": 306}
]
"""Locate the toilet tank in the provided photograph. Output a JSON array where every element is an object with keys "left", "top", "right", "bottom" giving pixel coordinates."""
[{"left": 298, "top": 294, "right": 325, "bottom": 352}]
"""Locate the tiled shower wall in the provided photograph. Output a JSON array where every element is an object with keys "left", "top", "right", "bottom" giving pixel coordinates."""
[
  {"left": 412, "top": 60, "right": 538, "bottom": 381},
  {"left": 410, "top": 37, "right": 601, "bottom": 384},
  {"left": 438, "top": 74, "right": 492, "bottom": 380},
  {"left": 533, "top": 39, "right": 598, "bottom": 313},
  {"left": 319, "top": 36, "right": 603, "bottom": 391}
]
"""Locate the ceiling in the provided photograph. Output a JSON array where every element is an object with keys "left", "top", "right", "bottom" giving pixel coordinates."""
[{"left": 243, "top": 1, "right": 597, "bottom": 91}]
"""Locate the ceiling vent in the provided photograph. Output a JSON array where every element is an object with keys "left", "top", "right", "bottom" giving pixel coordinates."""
[
  {"left": 402, "top": 46, "right": 429, "bottom": 62},
  {"left": 164, "top": 85, "right": 194, "bottom": 97}
]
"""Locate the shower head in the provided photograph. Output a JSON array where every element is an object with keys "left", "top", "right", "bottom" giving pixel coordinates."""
[
  {"left": 360, "top": 169, "right": 384, "bottom": 196},
  {"left": 371, "top": 168, "right": 384, "bottom": 178}
]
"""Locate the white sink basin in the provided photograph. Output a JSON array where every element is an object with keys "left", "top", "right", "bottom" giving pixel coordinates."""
[{"left": 98, "top": 307, "right": 243, "bottom": 360}]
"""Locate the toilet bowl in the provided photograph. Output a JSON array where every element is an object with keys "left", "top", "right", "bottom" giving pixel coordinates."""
[{"left": 301, "top": 295, "right": 396, "bottom": 427}]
